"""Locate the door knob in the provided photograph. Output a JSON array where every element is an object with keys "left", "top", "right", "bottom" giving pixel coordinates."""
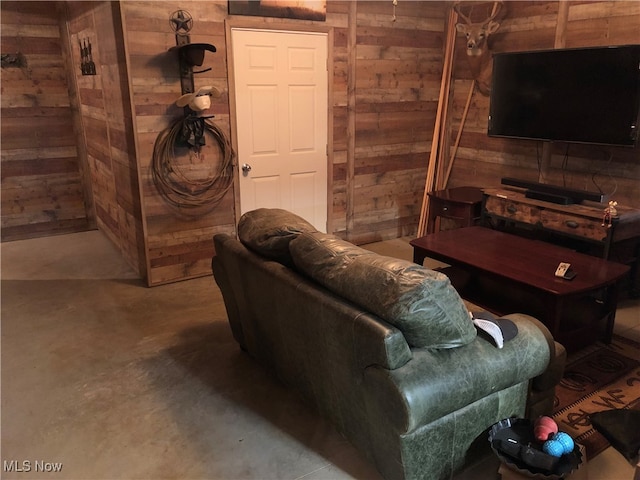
[{"left": 242, "top": 163, "right": 252, "bottom": 173}]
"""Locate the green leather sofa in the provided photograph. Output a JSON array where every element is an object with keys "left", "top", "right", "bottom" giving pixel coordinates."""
[{"left": 212, "top": 209, "right": 566, "bottom": 480}]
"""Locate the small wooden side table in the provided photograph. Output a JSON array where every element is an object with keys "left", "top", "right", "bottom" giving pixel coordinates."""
[{"left": 426, "top": 186, "right": 483, "bottom": 234}]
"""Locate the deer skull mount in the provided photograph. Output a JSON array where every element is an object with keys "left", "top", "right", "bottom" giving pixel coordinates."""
[{"left": 453, "top": 1, "right": 504, "bottom": 95}]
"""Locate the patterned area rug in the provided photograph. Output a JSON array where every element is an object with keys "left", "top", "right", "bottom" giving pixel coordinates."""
[{"left": 552, "top": 335, "right": 640, "bottom": 459}]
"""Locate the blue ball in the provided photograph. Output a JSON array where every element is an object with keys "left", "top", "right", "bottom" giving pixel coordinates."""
[
  {"left": 554, "top": 432, "right": 575, "bottom": 454},
  {"left": 543, "top": 439, "right": 564, "bottom": 457}
]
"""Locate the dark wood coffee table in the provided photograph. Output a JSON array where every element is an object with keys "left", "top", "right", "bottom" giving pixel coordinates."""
[{"left": 410, "top": 226, "right": 630, "bottom": 351}]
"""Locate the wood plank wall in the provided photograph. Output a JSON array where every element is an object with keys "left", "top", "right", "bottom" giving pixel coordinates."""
[
  {"left": 4, "top": 1, "right": 637, "bottom": 285},
  {"left": 447, "top": 1, "right": 640, "bottom": 207},
  {"left": 121, "top": 1, "right": 234, "bottom": 285},
  {"left": 65, "top": 1, "right": 146, "bottom": 278},
  {"left": 348, "top": 1, "right": 447, "bottom": 243},
  {"left": 119, "top": 0, "right": 445, "bottom": 284},
  {"left": 1, "top": 1, "right": 93, "bottom": 241}
]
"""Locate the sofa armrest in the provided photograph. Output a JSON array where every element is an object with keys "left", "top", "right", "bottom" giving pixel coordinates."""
[
  {"left": 212, "top": 252, "right": 246, "bottom": 349},
  {"left": 364, "top": 313, "right": 552, "bottom": 433},
  {"left": 510, "top": 314, "right": 566, "bottom": 418},
  {"left": 516, "top": 314, "right": 566, "bottom": 392}
]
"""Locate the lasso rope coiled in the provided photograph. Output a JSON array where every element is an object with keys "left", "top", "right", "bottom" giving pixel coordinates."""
[{"left": 151, "top": 117, "right": 234, "bottom": 214}]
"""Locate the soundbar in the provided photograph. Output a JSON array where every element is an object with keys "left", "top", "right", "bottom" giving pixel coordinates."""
[
  {"left": 501, "top": 177, "right": 606, "bottom": 205},
  {"left": 524, "top": 190, "right": 573, "bottom": 205}
]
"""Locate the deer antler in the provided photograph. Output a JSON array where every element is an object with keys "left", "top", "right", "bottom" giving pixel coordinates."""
[
  {"left": 454, "top": 1, "right": 503, "bottom": 26},
  {"left": 486, "top": 1, "right": 503, "bottom": 23},
  {"left": 453, "top": 1, "right": 473, "bottom": 25}
]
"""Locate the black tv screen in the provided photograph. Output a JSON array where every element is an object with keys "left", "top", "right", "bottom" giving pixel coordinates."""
[{"left": 488, "top": 45, "right": 640, "bottom": 147}]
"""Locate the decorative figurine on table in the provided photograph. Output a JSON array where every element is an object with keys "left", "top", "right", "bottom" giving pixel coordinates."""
[{"left": 602, "top": 200, "right": 618, "bottom": 228}]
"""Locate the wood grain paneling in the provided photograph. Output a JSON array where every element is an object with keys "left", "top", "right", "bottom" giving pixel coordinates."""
[
  {"left": 120, "top": 0, "right": 434, "bottom": 283},
  {"left": 5, "top": 1, "right": 637, "bottom": 285},
  {"left": 121, "top": 1, "right": 235, "bottom": 285},
  {"left": 66, "top": 1, "right": 146, "bottom": 278},
  {"left": 1, "top": 1, "right": 92, "bottom": 241},
  {"left": 346, "top": 1, "right": 447, "bottom": 243},
  {"left": 447, "top": 1, "right": 640, "bottom": 210}
]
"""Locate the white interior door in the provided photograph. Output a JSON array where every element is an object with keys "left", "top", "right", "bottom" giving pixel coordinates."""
[{"left": 232, "top": 28, "right": 328, "bottom": 232}]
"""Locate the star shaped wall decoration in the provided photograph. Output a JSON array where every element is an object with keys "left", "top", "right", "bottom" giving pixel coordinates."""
[{"left": 170, "top": 10, "right": 193, "bottom": 35}]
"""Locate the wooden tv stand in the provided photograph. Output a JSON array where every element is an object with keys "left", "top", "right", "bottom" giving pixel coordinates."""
[{"left": 481, "top": 187, "right": 640, "bottom": 295}]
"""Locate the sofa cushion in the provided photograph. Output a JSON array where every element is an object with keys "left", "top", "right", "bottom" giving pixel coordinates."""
[
  {"left": 237, "top": 208, "right": 318, "bottom": 266},
  {"left": 290, "top": 232, "right": 476, "bottom": 349}
]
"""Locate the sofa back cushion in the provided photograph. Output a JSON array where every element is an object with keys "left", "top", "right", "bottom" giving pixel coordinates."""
[
  {"left": 237, "top": 208, "right": 318, "bottom": 266},
  {"left": 289, "top": 231, "right": 476, "bottom": 349}
]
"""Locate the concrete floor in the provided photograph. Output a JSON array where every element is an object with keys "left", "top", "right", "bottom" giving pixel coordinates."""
[{"left": 1, "top": 231, "right": 638, "bottom": 480}]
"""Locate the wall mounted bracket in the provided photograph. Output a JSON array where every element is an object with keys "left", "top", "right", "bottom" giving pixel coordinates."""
[
  {"left": 168, "top": 37, "right": 216, "bottom": 97},
  {"left": 166, "top": 9, "right": 217, "bottom": 147}
]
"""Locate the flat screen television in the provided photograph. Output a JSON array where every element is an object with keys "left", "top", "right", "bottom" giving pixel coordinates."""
[{"left": 488, "top": 45, "right": 640, "bottom": 147}]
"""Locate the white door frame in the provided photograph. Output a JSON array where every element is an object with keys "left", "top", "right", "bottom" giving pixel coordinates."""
[{"left": 225, "top": 19, "right": 334, "bottom": 233}]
